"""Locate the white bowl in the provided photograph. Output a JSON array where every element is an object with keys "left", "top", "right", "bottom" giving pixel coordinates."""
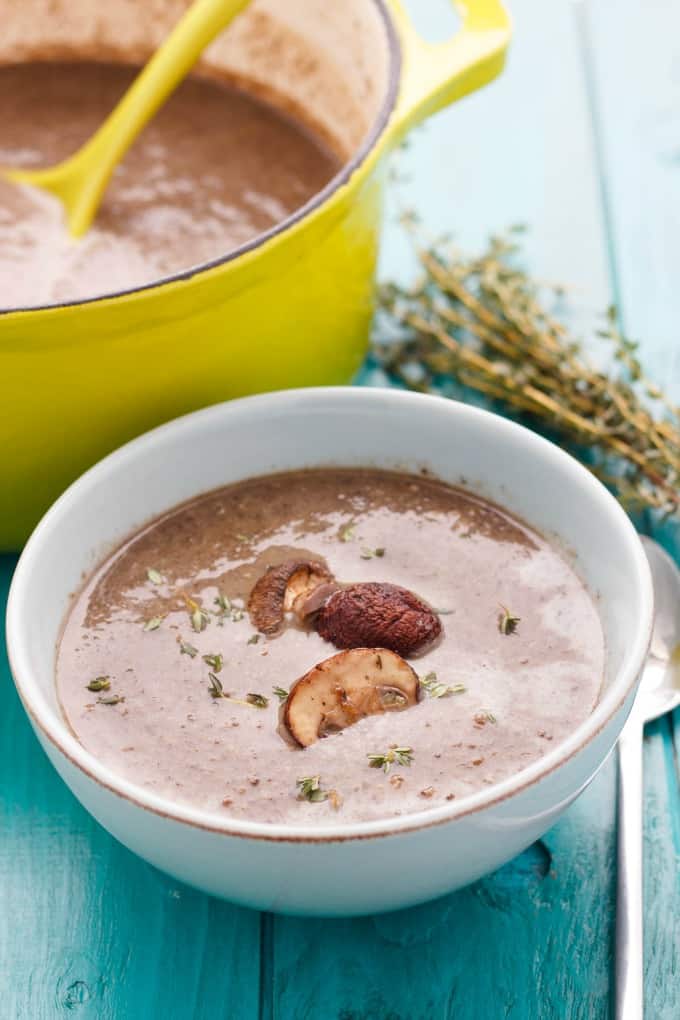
[{"left": 6, "top": 388, "right": 653, "bottom": 916}]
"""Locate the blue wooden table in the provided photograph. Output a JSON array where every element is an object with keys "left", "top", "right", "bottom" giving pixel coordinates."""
[{"left": 2, "top": 2, "right": 679, "bottom": 1016}]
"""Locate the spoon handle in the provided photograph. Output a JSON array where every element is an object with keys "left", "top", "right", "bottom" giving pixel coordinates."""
[{"left": 615, "top": 713, "right": 645, "bottom": 1019}]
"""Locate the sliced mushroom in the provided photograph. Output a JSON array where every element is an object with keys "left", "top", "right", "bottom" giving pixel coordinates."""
[
  {"left": 247, "top": 559, "right": 333, "bottom": 635},
  {"left": 284, "top": 647, "right": 418, "bottom": 747},
  {"left": 291, "top": 580, "right": 341, "bottom": 622},
  {"left": 315, "top": 582, "right": 441, "bottom": 657}
]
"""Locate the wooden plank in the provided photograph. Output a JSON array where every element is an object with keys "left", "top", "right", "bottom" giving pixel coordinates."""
[
  {"left": 379, "top": 0, "right": 611, "bottom": 312},
  {"left": 0, "top": 555, "right": 261, "bottom": 1020},
  {"left": 271, "top": 763, "right": 616, "bottom": 1020},
  {"left": 578, "top": 0, "right": 680, "bottom": 391},
  {"left": 581, "top": 3, "right": 680, "bottom": 1016}
]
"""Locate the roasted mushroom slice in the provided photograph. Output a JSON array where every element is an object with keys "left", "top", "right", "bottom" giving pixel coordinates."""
[
  {"left": 291, "top": 580, "right": 341, "bottom": 622},
  {"left": 247, "top": 559, "right": 333, "bottom": 635},
  {"left": 284, "top": 647, "right": 418, "bottom": 747},
  {"left": 315, "top": 582, "right": 441, "bottom": 657}
]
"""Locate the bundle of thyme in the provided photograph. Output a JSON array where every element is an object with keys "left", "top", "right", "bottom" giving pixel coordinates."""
[{"left": 374, "top": 224, "right": 680, "bottom": 519}]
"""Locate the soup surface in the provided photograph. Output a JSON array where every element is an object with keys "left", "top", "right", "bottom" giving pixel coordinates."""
[
  {"left": 56, "top": 469, "right": 605, "bottom": 827},
  {"left": 0, "top": 61, "right": 340, "bottom": 308}
]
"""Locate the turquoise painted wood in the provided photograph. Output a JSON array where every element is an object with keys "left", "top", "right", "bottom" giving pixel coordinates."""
[{"left": 1, "top": 0, "right": 679, "bottom": 1016}]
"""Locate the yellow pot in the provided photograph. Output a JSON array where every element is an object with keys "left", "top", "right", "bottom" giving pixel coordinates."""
[{"left": 0, "top": 0, "right": 510, "bottom": 550}]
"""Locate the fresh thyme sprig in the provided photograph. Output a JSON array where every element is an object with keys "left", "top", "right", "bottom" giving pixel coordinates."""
[
  {"left": 375, "top": 225, "right": 680, "bottom": 519},
  {"left": 367, "top": 746, "right": 414, "bottom": 773},
  {"left": 419, "top": 671, "right": 466, "bottom": 698},
  {"left": 272, "top": 686, "right": 289, "bottom": 702}
]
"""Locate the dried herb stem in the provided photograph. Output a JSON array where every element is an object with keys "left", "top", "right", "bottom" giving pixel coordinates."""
[{"left": 376, "top": 229, "right": 680, "bottom": 518}]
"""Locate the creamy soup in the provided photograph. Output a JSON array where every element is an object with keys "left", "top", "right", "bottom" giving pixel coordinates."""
[
  {"left": 0, "top": 62, "right": 340, "bottom": 308},
  {"left": 56, "top": 469, "right": 606, "bottom": 827}
]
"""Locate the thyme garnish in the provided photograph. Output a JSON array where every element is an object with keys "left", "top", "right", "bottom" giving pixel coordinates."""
[
  {"left": 338, "top": 520, "right": 356, "bottom": 543},
  {"left": 272, "top": 686, "right": 289, "bottom": 702},
  {"left": 147, "top": 568, "right": 164, "bottom": 585},
  {"left": 247, "top": 634, "right": 261, "bottom": 645},
  {"left": 97, "top": 694, "right": 125, "bottom": 706},
  {"left": 179, "top": 641, "right": 199, "bottom": 658},
  {"left": 498, "top": 605, "right": 521, "bottom": 636},
  {"left": 375, "top": 225, "right": 680, "bottom": 519},
  {"left": 86, "top": 676, "right": 110, "bottom": 692},
  {"left": 214, "top": 592, "right": 244, "bottom": 624},
  {"left": 367, "top": 746, "right": 414, "bottom": 773},
  {"left": 419, "top": 672, "right": 466, "bottom": 698},
  {"left": 360, "top": 546, "right": 386, "bottom": 560},
  {"left": 192, "top": 608, "right": 209, "bottom": 633},
  {"left": 208, "top": 674, "right": 268, "bottom": 709},
  {"left": 296, "top": 775, "right": 329, "bottom": 803},
  {"left": 183, "top": 594, "right": 210, "bottom": 633},
  {"left": 474, "top": 710, "right": 497, "bottom": 726},
  {"left": 143, "top": 615, "right": 164, "bottom": 632},
  {"left": 208, "top": 672, "right": 224, "bottom": 699},
  {"left": 202, "top": 653, "right": 223, "bottom": 672}
]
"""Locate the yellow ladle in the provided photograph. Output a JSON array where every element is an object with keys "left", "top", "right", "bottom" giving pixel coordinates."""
[{"left": 3, "top": 0, "right": 252, "bottom": 238}]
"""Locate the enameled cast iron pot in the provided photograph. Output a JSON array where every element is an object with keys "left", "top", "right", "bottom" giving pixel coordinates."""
[
  {"left": 6, "top": 389, "right": 653, "bottom": 916},
  {"left": 0, "top": 0, "right": 510, "bottom": 549}
]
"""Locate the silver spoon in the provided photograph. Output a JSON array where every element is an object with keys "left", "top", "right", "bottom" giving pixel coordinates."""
[{"left": 616, "top": 536, "right": 680, "bottom": 1020}]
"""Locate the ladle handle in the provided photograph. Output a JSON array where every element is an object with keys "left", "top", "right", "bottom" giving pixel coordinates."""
[
  {"left": 616, "top": 714, "right": 645, "bottom": 1020},
  {"left": 389, "top": 0, "right": 511, "bottom": 139},
  {"left": 63, "top": 0, "right": 252, "bottom": 235}
]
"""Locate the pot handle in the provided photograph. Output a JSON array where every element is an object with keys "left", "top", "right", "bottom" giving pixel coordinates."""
[{"left": 387, "top": 0, "right": 511, "bottom": 139}]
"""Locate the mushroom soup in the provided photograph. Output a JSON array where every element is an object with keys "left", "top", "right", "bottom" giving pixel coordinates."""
[
  {"left": 0, "top": 62, "right": 340, "bottom": 308},
  {"left": 56, "top": 468, "right": 605, "bottom": 825}
]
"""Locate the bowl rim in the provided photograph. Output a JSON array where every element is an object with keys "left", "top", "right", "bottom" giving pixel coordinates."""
[
  {"left": 6, "top": 387, "right": 655, "bottom": 843},
  {"left": 0, "top": 0, "right": 401, "bottom": 317}
]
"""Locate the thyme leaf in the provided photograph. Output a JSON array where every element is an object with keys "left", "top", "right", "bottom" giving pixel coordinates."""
[
  {"left": 214, "top": 592, "right": 244, "bottom": 624},
  {"left": 246, "top": 692, "right": 268, "bottom": 709},
  {"left": 498, "top": 605, "right": 521, "bottom": 636},
  {"left": 338, "top": 520, "right": 356, "bottom": 543},
  {"left": 247, "top": 634, "right": 261, "bottom": 645},
  {"left": 272, "top": 686, "right": 289, "bottom": 702},
  {"left": 360, "top": 546, "right": 386, "bottom": 560},
  {"left": 367, "top": 746, "right": 414, "bottom": 773},
  {"left": 419, "top": 672, "right": 466, "bottom": 698},
  {"left": 86, "top": 676, "right": 110, "bottom": 692},
  {"left": 97, "top": 694, "right": 125, "bottom": 706},
  {"left": 179, "top": 641, "right": 199, "bottom": 658},
  {"left": 143, "top": 615, "right": 164, "bottom": 632},
  {"left": 202, "top": 653, "right": 223, "bottom": 672},
  {"left": 208, "top": 672, "right": 224, "bottom": 699},
  {"left": 296, "top": 775, "right": 329, "bottom": 802}
]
